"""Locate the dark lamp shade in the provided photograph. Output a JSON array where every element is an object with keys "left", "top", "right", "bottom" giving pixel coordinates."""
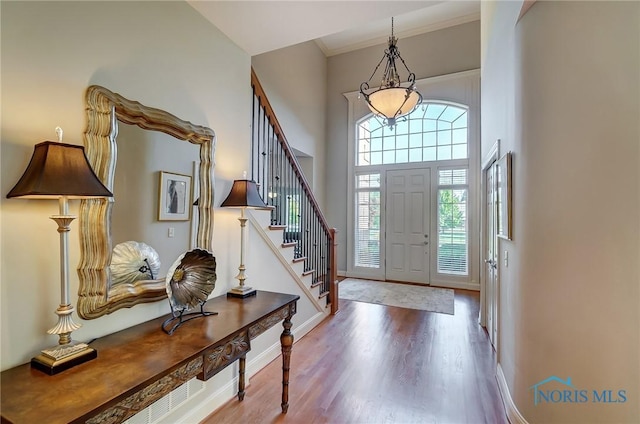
[
  {"left": 220, "top": 179, "right": 266, "bottom": 208},
  {"left": 6, "top": 141, "right": 113, "bottom": 199}
]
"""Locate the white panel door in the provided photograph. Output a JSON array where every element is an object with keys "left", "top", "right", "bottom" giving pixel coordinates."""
[
  {"left": 485, "top": 161, "right": 499, "bottom": 348},
  {"left": 385, "top": 169, "right": 431, "bottom": 284}
]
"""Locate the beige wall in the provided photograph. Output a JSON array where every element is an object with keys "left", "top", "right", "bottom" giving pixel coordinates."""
[
  {"left": 251, "top": 41, "right": 328, "bottom": 208},
  {"left": 113, "top": 124, "right": 200, "bottom": 277},
  {"left": 482, "top": 1, "right": 639, "bottom": 422},
  {"left": 1, "top": 2, "right": 328, "bottom": 419},
  {"left": 0, "top": 0, "right": 251, "bottom": 369},
  {"left": 325, "top": 21, "right": 481, "bottom": 271}
]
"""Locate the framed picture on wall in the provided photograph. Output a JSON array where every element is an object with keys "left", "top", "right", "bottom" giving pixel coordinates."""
[
  {"left": 496, "top": 151, "right": 512, "bottom": 240},
  {"left": 158, "top": 171, "right": 192, "bottom": 221}
]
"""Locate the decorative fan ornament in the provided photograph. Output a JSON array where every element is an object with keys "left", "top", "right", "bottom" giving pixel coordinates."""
[
  {"left": 165, "top": 248, "right": 217, "bottom": 311},
  {"left": 110, "top": 241, "right": 161, "bottom": 286}
]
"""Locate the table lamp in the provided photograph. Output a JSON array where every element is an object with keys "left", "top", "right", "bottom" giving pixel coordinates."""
[
  {"left": 221, "top": 176, "right": 267, "bottom": 298},
  {"left": 6, "top": 127, "right": 113, "bottom": 374}
]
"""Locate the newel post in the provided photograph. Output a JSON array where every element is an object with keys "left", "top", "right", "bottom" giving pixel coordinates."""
[{"left": 329, "top": 228, "right": 339, "bottom": 315}]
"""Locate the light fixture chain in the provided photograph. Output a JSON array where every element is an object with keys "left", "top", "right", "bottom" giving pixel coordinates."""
[
  {"left": 365, "top": 55, "right": 387, "bottom": 85},
  {"left": 397, "top": 51, "right": 414, "bottom": 76}
]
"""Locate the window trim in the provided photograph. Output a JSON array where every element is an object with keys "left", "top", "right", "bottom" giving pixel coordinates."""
[{"left": 344, "top": 70, "right": 481, "bottom": 289}]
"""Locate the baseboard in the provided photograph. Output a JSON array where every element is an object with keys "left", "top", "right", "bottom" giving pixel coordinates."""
[
  {"left": 172, "top": 310, "right": 328, "bottom": 424},
  {"left": 343, "top": 271, "right": 385, "bottom": 281},
  {"left": 496, "top": 363, "right": 529, "bottom": 424},
  {"left": 293, "top": 310, "right": 329, "bottom": 340},
  {"left": 432, "top": 281, "right": 480, "bottom": 291}
]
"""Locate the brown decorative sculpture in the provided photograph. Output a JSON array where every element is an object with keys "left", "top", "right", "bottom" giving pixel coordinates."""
[{"left": 162, "top": 249, "right": 217, "bottom": 335}]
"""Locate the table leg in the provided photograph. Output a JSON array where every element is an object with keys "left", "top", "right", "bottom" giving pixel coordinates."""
[
  {"left": 280, "top": 316, "right": 293, "bottom": 413},
  {"left": 280, "top": 316, "right": 293, "bottom": 414},
  {"left": 238, "top": 355, "right": 246, "bottom": 401}
]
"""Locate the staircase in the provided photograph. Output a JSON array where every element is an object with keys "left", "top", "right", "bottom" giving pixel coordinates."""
[
  {"left": 250, "top": 69, "right": 338, "bottom": 314},
  {"left": 245, "top": 208, "right": 327, "bottom": 311}
]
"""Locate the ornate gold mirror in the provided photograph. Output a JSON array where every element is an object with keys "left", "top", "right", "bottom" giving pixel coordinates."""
[{"left": 78, "top": 85, "right": 215, "bottom": 319}]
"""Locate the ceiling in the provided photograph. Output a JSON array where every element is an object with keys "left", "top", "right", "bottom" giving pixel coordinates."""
[{"left": 187, "top": 1, "right": 480, "bottom": 57}]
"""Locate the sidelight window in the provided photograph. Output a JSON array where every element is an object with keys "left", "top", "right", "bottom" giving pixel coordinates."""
[
  {"left": 354, "top": 173, "right": 381, "bottom": 268},
  {"left": 437, "top": 169, "right": 468, "bottom": 275}
]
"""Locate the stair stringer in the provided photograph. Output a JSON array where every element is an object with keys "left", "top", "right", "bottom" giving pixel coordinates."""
[{"left": 247, "top": 209, "right": 326, "bottom": 313}]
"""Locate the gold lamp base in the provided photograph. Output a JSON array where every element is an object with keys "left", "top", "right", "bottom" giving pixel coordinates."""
[
  {"left": 227, "top": 285, "right": 257, "bottom": 299},
  {"left": 31, "top": 342, "right": 97, "bottom": 375}
]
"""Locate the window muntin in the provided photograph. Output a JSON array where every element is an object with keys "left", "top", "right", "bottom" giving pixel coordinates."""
[
  {"left": 357, "top": 103, "right": 468, "bottom": 166},
  {"left": 355, "top": 173, "right": 381, "bottom": 268},
  {"left": 437, "top": 169, "right": 469, "bottom": 275}
]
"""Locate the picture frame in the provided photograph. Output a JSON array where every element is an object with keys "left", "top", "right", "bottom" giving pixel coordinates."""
[
  {"left": 158, "top": 171, "right": 192, "bottom": 221},
  {"left": 496, "top": 151, "right": 512, "bottom": 240}
]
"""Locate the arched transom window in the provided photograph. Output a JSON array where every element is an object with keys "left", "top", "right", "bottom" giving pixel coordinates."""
[{"left": 357, "top": 102, "right": 468, "bottom": 166}]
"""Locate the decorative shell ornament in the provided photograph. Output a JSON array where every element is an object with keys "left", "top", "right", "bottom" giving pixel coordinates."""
[
  {"left": 110, "top": 241, "right": 161, "bottom": 286},
  {"left": 165, "top": 249, "right": 217, "bottom": 311}
]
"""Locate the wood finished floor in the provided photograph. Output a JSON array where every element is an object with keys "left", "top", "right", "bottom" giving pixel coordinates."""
[{"left": 202, "top": 290, "right": 507, "bottom": 424}]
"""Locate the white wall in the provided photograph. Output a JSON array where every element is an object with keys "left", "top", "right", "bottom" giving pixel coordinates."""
[
  {"left": 251, "top": 41, "right": 328, "bottom": 208},
  {"left": 482, "top": 1, "right": 639, "bottom": 422},
  {"left": 0, "top": 2, "right": 323, "bottom": 414},
  {"left": 326, "top": 21, "right": 481, "bottom": 271}
]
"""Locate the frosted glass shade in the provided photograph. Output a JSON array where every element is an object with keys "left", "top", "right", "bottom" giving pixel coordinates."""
[{"left": 367, "top": 87, "right": 421, "bottom": 119}]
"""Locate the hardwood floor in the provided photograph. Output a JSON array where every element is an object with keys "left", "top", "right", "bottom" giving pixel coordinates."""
[{"left": 202, "top": 290, "right": 507, "bottom": 424}]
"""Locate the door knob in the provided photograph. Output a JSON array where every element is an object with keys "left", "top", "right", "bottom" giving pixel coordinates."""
[{"left": 484, "top": 259, "right": 497, "bottom": 268}]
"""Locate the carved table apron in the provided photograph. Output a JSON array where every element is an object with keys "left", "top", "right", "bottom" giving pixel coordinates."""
[{"left": 0, "top": 291, "right": 299, "bottom": 424}]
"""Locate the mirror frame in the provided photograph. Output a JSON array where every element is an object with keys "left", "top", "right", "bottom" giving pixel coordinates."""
[{"left": 78, "top": 85, "right": 215, "bottom": 319}]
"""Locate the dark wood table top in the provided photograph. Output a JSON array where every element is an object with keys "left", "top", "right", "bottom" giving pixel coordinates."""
[{"left": 1, "top": 291, "right": 299, "bottom": 424}]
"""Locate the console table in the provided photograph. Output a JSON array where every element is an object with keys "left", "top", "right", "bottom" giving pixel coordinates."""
[{"left": 0, "top": 291, "right": 299, "bottom": 424}]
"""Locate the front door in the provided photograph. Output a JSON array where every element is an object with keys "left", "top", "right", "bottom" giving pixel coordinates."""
[
  {"left": 485, "top": 161, "right": 499, "bottom": 348},
  {"left": 385, "top": 168, "right": 431, "bottom": 284}
]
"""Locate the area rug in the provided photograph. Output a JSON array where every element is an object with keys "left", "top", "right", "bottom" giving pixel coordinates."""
[{"left": 339, "top": 278, "right": 454, "bottom": 315}]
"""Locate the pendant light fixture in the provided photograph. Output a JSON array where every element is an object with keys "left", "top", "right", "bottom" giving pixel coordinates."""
[{"left": 360, "top": 17, "right": 423, "bottom": 128}]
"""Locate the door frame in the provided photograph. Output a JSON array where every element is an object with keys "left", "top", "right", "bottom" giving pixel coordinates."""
[{"left": 480, "top": 140, "right": 500, "bottom": 349}]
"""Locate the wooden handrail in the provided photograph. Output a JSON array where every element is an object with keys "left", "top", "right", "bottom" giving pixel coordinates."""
[
  {"left": 250, "top": 69, "right": 331, "bottom": 232},
  {"left": 250, "top": 69, "right": 337, "bottom": 312}
]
